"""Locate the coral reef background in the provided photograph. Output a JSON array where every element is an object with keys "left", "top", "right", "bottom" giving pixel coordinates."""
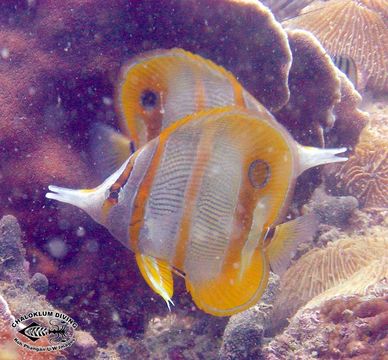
[{"left": 0, "top": 0, "right": 386, "bottom": 359}]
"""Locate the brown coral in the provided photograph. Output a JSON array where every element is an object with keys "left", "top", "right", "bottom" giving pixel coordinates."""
[
  {"left": 328, "top": 126, "right": 388, "bottom": 210},
  {"left": 328, "top": 70, "right": 369, "bottom": 148},
  {"left": 284, "top": 0, "right": 388, "bottom": 92},
  {"left": 274, "top": 29, "right": 341, "bottom": 146},
  {"left": 272, "top": 226, "right": 387, "bottom": 325},
  {"left": 320, "top": 294, "right": 388, "bottom": 359},
  {"left": 264, "top": 290, "right": 388, "bottom": 360},
  {"left": 274, "top": 29, "right": 367, "bottom": 149}
]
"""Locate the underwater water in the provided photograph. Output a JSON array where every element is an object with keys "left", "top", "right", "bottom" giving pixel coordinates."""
[{"left": 0, "top": 1, "right": 387, "bottom": 359}]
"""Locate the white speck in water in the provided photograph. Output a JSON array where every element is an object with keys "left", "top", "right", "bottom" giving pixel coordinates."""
[
  {"left": 76, "top": 226, "right": 86, "bottom": 237},
  {"left": 1, "top": 48, "right": 9, "bottom": 59},
  {"left": 64, "top": 42, "right": 71, "bottom": 52},
  {"left": 102, "top": 96, "right": 113, "bottom": 106},
  {"left": 47, "top": 238, "right": 68, "bottom": 259},
  {"left": 112, "top": 310, "right": 121, "bottom": 323}
]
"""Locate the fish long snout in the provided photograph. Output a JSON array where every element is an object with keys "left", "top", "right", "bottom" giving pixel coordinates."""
[{"left": 46, "top": 185, "right": 107, "bottom": 225}]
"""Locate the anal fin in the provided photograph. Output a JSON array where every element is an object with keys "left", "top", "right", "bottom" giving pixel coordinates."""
[
  {"left": 136, "top": 253, "right": 174, "bottom": 309},
  {"left": 185, "top": 248, "right": 269, "bottom": 316},
  {"left": 266, "top": 213, "right": 319, "bottom": 276}
]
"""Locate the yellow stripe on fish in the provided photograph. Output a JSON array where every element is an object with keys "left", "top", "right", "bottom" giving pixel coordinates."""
[
  {"left": 47, "top": 107, "right": 347, "bottom": 316},
  {"left": 91, "top": 48, "right": 272, "bottom": 179},
  {"left": 116, "top": 48, "right": 260, "bottom": 147}
]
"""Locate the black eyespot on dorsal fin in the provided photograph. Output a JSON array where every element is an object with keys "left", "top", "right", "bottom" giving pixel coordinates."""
[{"left": 248, "top": 159, "right": 270, "bottom": 189}]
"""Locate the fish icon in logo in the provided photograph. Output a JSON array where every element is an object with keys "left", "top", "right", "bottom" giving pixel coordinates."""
[
  {"left": 18, "top": 320, "right": 71, "bottom": 343},
  {"left": 18, "top": 321, "right": 48, "bottom": 342}
]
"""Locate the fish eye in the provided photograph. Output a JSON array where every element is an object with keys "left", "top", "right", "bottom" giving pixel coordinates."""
[
  {"left": 140, "top": 89, "right": 158, "bottom": 110},
  {"left": 109, "top": 190, "right": 119, "bottom": 201},
  {"left": 105, "top": 186, "right": 120, "bottom": 204},
  {"left": 248, "top": 159, "right": 270, "bottom": 189}
]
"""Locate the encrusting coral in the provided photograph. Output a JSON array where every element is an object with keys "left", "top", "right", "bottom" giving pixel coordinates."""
[
  {"left": 284, "top": 0, "right": 388, "bottom": 92},
  {"left": 325, "top": 125, "right": 388, "bottom": 210},
  {"left": 0, "top": 215, "right": 88, "bottom": 359},
  {"left": 219, "top": 273, "right": 279, "bottom": 359},
  {"left": 263, "top": 289, "right": 388, "bottom": 359},
  {"left": 271, "top": 225, "right": 388, "bottom": 326},
  {"left": 302, "top": 186, "right": 358, "bottom": 228}
]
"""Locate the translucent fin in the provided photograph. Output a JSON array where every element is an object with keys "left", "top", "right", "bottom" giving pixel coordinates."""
[
  {"left": 297, "top": 144, "right": 348, "bottom": 175},
  {"left": 90, "top": 123, "right": 133, "bottom": 180},
  {"left": 185, "top": 248, "right": 269, "bottom": 316},
  {"left": 136, "top": 253, "right": 174, "bottom": 310},
  {"left": 267, "top": 213, "right": 319, "bottom": 275}
]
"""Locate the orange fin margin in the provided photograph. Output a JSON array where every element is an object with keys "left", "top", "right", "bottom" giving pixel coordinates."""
[{"left": 185, "top": 248, "right": 269, "bottom": 316}]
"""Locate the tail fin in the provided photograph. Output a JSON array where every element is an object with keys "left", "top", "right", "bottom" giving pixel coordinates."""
[{"left": 297, "top": 144, "right": 347, "bottom": 175}]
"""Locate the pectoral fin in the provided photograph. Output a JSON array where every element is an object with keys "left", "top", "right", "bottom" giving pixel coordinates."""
[
  {"left": 266, "top": 213, "right": 319, "bottom": 275},
  {"left": 185, "top": 248, "right": 269, "bottom": 316},
  {"left": 135, "top": 253, "right": 174, "bottom": 309},
  {"left": 89, "top": 123, "right": 135, "bottom": 179}
]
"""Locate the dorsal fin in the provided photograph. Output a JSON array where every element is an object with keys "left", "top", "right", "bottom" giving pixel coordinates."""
[{"left": 89, "top": 123, "right": 134, "bottom": 180}]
